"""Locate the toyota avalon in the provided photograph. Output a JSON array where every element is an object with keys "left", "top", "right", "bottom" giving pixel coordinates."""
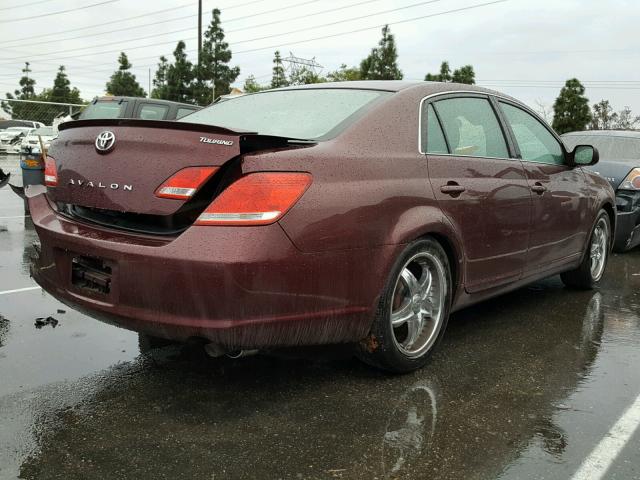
[{"left": 27, "top": 81, "right": 615, "bottom": 372}]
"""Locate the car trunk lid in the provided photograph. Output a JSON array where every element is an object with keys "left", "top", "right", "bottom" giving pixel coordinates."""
[{"left": 47, "top": 119, "right": 251, "bottom": 216}]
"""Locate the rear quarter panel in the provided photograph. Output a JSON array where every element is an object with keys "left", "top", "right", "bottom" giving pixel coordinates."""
[{"left": 242, "top": 88, "right": 456, "bottom": 253}]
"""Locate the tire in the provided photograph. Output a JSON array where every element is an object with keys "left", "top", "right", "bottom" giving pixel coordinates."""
[
  {"left": 561, "top": 209, "right": 611, "bottom": 290},
  {"left": 356, "top": 237, "right": 452, "bottom": 373}
]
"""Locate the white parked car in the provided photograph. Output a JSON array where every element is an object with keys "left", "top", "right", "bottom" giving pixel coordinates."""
[
  {"left": 0, "top": 127, "right": 35, "bottom": 154},
  {"left": 0, "top": 120, "right": 44, "bottom": 132},
  {"left": 20, "top": 126, "right": 56, "bottom": 155}
]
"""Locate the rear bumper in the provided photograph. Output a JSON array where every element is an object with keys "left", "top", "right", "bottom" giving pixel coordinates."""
[{"left": 28, "top": 192, "right": 398, "bottom": 348}]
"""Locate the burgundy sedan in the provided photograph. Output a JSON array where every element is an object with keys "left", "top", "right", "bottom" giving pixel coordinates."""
[{"left": 28, "top": 81, "right": 615, "bottom": 372}]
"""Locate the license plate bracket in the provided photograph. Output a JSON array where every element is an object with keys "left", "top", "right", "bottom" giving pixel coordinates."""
[{"left": 71, "top": 255, "right": 113, "bottom": 295}]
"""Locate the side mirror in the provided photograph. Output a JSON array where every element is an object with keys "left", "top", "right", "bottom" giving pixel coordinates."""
[{"left": 569, "top": 145, "right": 599, "bottom": 167}]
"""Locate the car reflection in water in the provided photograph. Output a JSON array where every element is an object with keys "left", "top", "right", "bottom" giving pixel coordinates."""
[{"left": 16, "top": 282, "right": 609, "bottom": 479}]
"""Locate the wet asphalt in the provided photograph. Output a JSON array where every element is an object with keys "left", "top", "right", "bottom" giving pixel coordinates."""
[{"left": 1, "top": 155, "right": 639, "bottom": 479}]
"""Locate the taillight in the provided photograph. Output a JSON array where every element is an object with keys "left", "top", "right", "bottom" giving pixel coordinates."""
[
  {"left": 195, "top": 172, "right": 312, "bottom": 226},
  {"left": 155, "top": 166, "right": 218, "bottom": 200},
  {"left": 619, "top": 168, "right": 640, "bottom": 191},
  {"left": 44, "top": 156, "right": 58, "bottom": 186}
]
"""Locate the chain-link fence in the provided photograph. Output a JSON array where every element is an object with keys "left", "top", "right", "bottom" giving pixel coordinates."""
[{"left": 0, "top": 98, "right": 86, "bottom": 126}]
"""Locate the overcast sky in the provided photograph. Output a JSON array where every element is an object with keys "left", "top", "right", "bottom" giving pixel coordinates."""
[{"left": 0, "top": 0, "right": 638, "bottom": 116}]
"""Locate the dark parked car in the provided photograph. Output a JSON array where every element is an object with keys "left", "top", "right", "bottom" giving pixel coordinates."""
[
  {"left": 563, "top": 130, "right": 640, "bottom": 251},
  {"left": 78, "top": 96, "right": 200, "bottom": 121},
  {"left": 27, "top": 82, "right": 614, "bottom": 372}
]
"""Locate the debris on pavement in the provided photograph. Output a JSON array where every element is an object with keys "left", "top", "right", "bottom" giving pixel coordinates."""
[{"left": 34, "top": 316, "right": 59, "bottom": 329}]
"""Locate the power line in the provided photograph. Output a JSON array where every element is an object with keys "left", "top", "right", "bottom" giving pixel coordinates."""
[
  {"left": 0, "top": 0, "right": 120, "bottom": 24},
  {"left": 0, "top": 0, "right": 451, "bottom": 65},
  {"left": 10, "top": 0, "right": 381, "bottom": 51},
  {"left": 0, "top": 0, "right": 326, "bottom": 62},
  {"left": 0, "top": 0, "right": 267, "bottom": 46},
  {"left": 231, "top": 0, "right": 509, "bottom": 56},
  {"left": 0, "top": 0, "right": 59, "bottom": 11}
]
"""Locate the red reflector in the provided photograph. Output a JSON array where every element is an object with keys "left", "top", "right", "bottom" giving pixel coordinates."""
[
  {"left": 44, "top": 156, "right": 58, "bottom": 186},
  {"left": 195, "top": 172, "right": 312, "bottom": 226},
  {"left": 155, "top": 166, "right": 218, "bottom": 200}
]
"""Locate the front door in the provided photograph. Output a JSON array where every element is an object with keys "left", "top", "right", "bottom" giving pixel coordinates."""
[
  {"left": 423, "top": 95, "right": 532, "bottom": 293},
  {"left": 497, "top": 101, "right": 588, "bottom": 273}
]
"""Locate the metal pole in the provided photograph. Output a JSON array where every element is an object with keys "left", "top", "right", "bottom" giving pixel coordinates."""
[
  {"left": 148, "top": 68, "right": 151, "bottom": 98},
  {"left": 198, "top": 0, "right": 202, "bottom": 65}
]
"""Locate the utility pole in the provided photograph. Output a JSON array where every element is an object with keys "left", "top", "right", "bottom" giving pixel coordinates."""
[
  {"left": 148, "top": 68, "right": 151, "bottom": 98},
  {"left": 197, "top": 0, "right": 202, "bottom": 65}
]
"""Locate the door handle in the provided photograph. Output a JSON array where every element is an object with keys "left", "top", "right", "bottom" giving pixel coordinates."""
[
  {"left": 440, "top": 183, "right": 466, "bottom": 195},
  {"left": 531, "top": 182, "right": 547, "bottom": 194}
]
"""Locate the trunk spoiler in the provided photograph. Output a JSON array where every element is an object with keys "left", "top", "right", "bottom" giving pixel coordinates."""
[{"left": 58, "top": 119, "right": 316, "bottom": 149}]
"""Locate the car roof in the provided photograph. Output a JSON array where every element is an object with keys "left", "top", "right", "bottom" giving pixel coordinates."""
[
  {"left": 274, "top": 80, "right": 517, "bottom": 98},
  {"left": 562, "top": 130, "right": 640, "bottom": 139},
  {"left": 92, "top": 96, "right": 198, "bottom": 108}
]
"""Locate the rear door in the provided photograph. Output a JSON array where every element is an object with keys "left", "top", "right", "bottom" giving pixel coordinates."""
[
  {"left": 497, "top": 101, "right": 588, "bottom": 272},
  {"left": 423, "top": 94, "right": 532, "bottom": 293}
]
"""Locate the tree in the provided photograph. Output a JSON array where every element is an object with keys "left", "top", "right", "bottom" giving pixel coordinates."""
[
  {"left": 3, "top": 63, "right": 84, "bottom": 124},
  {"left": 151, "top": 56, "right": 170, "bottom": 100},
  {"left": 613, "top": 106, "right": 640, "bottom": 130},
  {"left": 106, "top": 52, "right": 146, "bottom": 97},
  {"left": 192, "top": 8, "right": 240, "bottom": 105},
  {"left": 425, "top": 61, "right": 451, "bottom": 82},
  {"left": 270, "top": 51, "right": 288, "bottom": 88},
  {"left": 2, "top": 62, "right": 37, "bottom": 120},
  {"left": 552, "top": 79, "right": 591, "bottom": 134},
  {"left": 360, "top": 25, "right": 402, "bottom": 80},
  {"left": 288, "top": 67, "right": 326, "bottom": 85},
  {"left": 590, "top": 100, "right": 617, "bottom": 130},
  {"left": 326, "top": 64, "right": 361, "bottom": 82},
  {"left": 47, "top": 65, "right": 82, "bottom": 104},
  {"left": 166, "top": 41, "right": 194, "bottom": 103},
  {"left": 452, "top": 65, "right": 475, "bottom": 84},
  {"left": 243, "top": 75, "right": 264, "bottom": 93},
  {"left": 425, "top": 61, "right": 475, "bottom": 84}
]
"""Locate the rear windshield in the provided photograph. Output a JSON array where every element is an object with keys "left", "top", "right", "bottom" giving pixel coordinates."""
[
  {"left": 80, "top": 100, "right": 128, "bottom": 120},
  {"left": 179, "top": 89, "right": 391, "bottom": 140},
  {"left": 563, "top": 135, "right": 640, "bottom": 161}
]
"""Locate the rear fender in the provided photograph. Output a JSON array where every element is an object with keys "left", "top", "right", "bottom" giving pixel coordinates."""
[{"left": 387, "top": 205, "right": 465, "bottom": 300}]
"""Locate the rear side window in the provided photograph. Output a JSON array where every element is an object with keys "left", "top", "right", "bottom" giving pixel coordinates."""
[
  {"left": 425, "top": 105, "right": 448, "bottom": 154},
  {"left": 500, "top": 102, "right": 563, "bottom": 165},
  {"left": 176, "top": 107, "right": 196, "bottom": 119},
  {"left": 138, "top": 104, "right": 169, "bottom": 120},
  {"left": 433, "top": 97, "right": 508, "bottom": 158},
  {"left": 80, "top": 101, "right": 128, "bottom": 119}
]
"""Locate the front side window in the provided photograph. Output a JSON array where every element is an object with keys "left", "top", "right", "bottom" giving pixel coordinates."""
[
  {"left": 500, "top": 102, "right": 564, "bottom": 165},
  {"left": 433, "top": 97, "right": 509, "bottom": 158},
  {"left": 425, "top": 105, "right": 448, "bottom": 154},
  {"left": 180, "top": 89, "right": 391, "bottom": 140}
]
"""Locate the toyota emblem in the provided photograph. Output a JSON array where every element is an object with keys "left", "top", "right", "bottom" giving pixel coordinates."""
[{"left": 95, "top": 131, "right": 116, "bottom": 154}]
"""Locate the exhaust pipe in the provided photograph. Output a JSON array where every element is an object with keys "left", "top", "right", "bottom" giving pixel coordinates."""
[
  {"left": 204, "top": 344, "right": 259, "bottom": 359},
  {"left": 225, "top": 349, "right": 259, "bottom": 359}
]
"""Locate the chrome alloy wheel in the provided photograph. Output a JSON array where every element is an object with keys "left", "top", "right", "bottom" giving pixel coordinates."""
[
  {"left": 590, "top": 217, "right": 609, "bottom": 281},
  {"left": 390, "top": 252, "right": 447, "bottom": 358}
]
